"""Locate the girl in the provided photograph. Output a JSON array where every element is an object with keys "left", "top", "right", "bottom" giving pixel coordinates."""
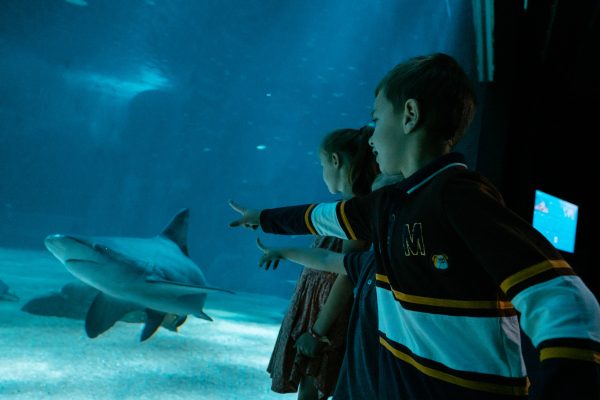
[
  {"left": 264, "top": 125, "right": 378, "bottom": 400},
  {"left": 256, "top": 173, "right": 404, "bottom": 400}
]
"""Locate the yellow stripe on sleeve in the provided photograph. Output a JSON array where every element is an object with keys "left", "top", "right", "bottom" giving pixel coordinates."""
[
  {"left": 540, "top": 347, "right": 600, "bottom": 364},
  {"left": 304, "top": 204, "right": 317, "bottom": 235},
  {"left": 500, "top": 260, "right": 572, "bottom": 294},
  {"left": 339, "top": 201, "right": 357, "bottom": 240}
]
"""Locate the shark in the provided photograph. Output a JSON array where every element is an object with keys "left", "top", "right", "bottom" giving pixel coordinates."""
[
  {"left": 0, "top": 279, "right": 19, "bottom": 302},
  {"left": 44, "top": 208, "right": 233, "bottom": 341}
]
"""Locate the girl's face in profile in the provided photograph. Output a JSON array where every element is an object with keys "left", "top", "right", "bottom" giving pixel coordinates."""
[{"left": 319, "top": 150, "right": 340, "bottom": 194}]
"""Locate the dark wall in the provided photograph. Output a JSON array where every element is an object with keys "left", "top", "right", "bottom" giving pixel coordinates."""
[
  {"left": 478, "top": 0, "right": 599, "bottom": 296},
  {"left": 476, "top": 1, "right": 600, "bottom": 394}
]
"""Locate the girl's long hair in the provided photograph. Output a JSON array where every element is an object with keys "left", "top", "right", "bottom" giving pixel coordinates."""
[{"left": 320, "top": 125, "right": 379, "bottom": 197}]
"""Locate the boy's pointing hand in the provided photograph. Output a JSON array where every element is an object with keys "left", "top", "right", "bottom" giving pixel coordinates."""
[{"left": 228, "top": 200, "right": 261, "bottom": 230}]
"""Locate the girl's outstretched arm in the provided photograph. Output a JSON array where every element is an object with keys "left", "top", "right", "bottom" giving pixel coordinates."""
[
  {"left": 256, "top": 238, "right": 345, "bottom": 274},
  {"left": 295, "top": 239, "right": 370, "bottom": 357}
]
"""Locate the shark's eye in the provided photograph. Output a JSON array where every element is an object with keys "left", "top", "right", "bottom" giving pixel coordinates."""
[{"left": 93, "top": 244, "right": 110, "bottom": 254}]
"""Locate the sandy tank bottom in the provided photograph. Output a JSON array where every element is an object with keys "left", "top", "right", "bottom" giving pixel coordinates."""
[{"left": 0, "top": 247, "right": 296, "bottom": 400}]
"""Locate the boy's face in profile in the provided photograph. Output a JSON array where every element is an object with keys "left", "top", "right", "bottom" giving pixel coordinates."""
[{"left": 370, "top": 92, "right": 404, "bottom": 175}]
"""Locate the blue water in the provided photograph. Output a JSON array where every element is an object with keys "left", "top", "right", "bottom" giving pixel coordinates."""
[{"left": 0, "top": 1, "right": 476, "bottom": 398}]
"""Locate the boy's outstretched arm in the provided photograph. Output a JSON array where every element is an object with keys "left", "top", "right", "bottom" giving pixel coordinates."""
[
  {"left": 256, "top": 238, "right": 345, "bottom": 274},
  {"left": 229, "top": 196, "right": 375, "bottom": 241},
  {"left": 228, "top": 200, "right": 261, "bottom": 230}
]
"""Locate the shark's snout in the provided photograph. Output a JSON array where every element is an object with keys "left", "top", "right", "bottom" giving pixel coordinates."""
[
  {"left": 44, "top": 234, "right": 96, "bottom": 263},
  {"left": 44, "top": 234, "right": 71, "bottom": 260}
]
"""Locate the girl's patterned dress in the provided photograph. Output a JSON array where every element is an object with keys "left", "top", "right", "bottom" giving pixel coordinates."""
[{"left": 267, "top": 235, "right": 351, "bottom": 399}]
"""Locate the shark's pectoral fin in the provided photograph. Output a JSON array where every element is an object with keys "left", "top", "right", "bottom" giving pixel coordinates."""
[
  {"left": 145, "top": 278, "right": 235, "bottom": 295},
  {"left": 85, "top": 293, "right": 139, "bottom": 339},
  {"left": 141, "top": 309, "right": 166, "bottom": 342}
]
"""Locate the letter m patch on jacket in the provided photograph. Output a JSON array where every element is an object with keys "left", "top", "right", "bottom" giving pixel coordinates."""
[{"left": 403, "top": 223, "right": 426, "bottom": 256}]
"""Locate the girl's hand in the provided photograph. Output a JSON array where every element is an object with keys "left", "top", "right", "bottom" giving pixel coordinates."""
[
  {"left": 256, "top": 238, "right": 282, "bottom": 270},
  {"left": 294, "top": 331, "right": 326, "bottom": 357},
  {"left": 228, "top": 200, "right": 261, "bottom": 230}
]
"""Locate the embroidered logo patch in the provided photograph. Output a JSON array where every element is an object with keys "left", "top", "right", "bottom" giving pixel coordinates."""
[
  {"left": 402, "top": 222, "right": 426, "bottom": 256},
  {"left": 431, "top": 254, "right": 449, "bottom": 270}
]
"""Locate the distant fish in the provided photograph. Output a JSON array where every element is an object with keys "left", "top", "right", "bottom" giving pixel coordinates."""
[
  {"left": 63, "top": 0, "right": 88, "bottom": 6},
  {"left": 44, "top": 208, "right": 234, "bottom": 341},
  {"left": 0, "top": 279, "right": 19, "bottom": 302}
]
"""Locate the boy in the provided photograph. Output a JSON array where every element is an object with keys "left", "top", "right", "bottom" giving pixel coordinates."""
[{"left": 230, "top": 53, "right": 600, "bottom": 399}]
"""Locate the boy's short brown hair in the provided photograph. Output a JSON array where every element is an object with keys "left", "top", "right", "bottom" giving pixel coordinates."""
[{"left": 375, "top": 53, "right": 476, "bottom": 146}]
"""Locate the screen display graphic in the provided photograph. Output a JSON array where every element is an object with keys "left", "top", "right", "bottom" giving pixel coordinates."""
[{"left": 532, "top": 190, "right": 578, "bottom": 253}]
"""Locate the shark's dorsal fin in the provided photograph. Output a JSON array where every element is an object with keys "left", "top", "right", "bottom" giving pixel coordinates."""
[{"left": 160, "top": 208, "right": 190, "bottom": 256}]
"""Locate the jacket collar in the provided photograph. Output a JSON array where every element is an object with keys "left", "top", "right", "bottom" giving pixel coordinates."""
[{"left": 393, "top": 152, "right": 468, "bottom": 195}]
